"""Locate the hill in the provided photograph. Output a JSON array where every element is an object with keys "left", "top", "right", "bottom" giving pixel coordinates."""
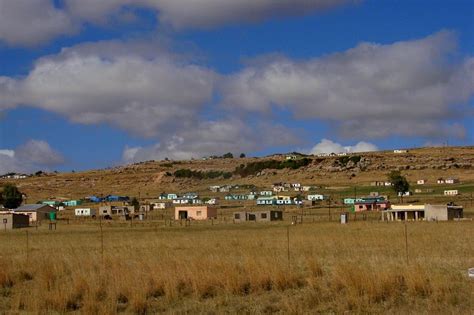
[{"left": 2, "top": 146, "right": 474, "bottom": 204}]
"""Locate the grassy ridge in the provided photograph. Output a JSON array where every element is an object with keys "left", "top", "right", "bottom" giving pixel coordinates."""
[{"left": 0, "top": 220, "right": 472, "bottom": 313}]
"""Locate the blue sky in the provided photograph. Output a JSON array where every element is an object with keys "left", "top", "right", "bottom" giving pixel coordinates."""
[{"left": 0, "top": 0, "right": 473, "bottom": 173}]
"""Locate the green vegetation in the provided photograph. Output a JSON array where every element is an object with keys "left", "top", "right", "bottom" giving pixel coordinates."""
[
  {"left": 336, "top": 155, "right": 361, "bottom": 166},
  {"left": 0, "top": 183, "right": 23, "bottom": 208},
  {"left": 387, "top": 170, "right": 410, "bottom": 195},
  {"left": 130, "top": 197, "right": 140, "bottom": 211},
  {"left": 173, "top": 169, "right": 233, "bottom": 179},
  {"left": 234, "top": 158, "right": 312, "bottom": 177}
]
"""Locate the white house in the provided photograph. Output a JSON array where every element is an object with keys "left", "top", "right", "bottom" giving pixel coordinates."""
[
  {"left": 260, "top": 191, "right": 273, "bottom": 196},
  {"left": 172, "top": 198, "right": 191, "bottom": 204},
  {"left": 393, "top": 149, "right": 408, "bottom": 153},
  {"left": 301, "top": 186, "right": 311, "bottom": 192},
  {"left": 206, "top": 198, "right": 219, "bottom": 205},
  {"left": 273, "top": 186, "right": 287, "bottom": 193},
  {"left": 398, "top": 191, "right": 413, "bottom": 196},
  {"left": 417, "top": 179, "right": 427, "bottom": 185},
  {"left": 74, "top": 208, "right": 95, "bottom": 217},
  {"left": 257, "top": 197, "right": 275, "bottom": 205},
  {"left": 384, "top": 182, "right": 393, "bottom": 186},
  {"left": 152, "top": 202, "right": 169, "bottom": 209},
  {"left": 437, "top": 178, "right": 445, "bottom": 184},
  {"left": 445, "top": 178, "right": 460, "bottom": 184},
  {"left": 286, "top": 155, "right": 297, "bottom": 160},
  {"left": 444, "top": 190, "right": 459, "bottom": 196},
  {"left": 307, "top": 194, "right": 325, "bottom": 201}
]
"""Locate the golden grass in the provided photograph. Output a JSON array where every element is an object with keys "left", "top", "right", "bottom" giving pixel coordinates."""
[{"left": 0, "top": 219, "right": 473, "bottom": 314}]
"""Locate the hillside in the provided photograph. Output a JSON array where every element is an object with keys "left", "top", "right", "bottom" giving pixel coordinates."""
[{"left": 2, "top": 146, "right": 474, "bottom": 204}]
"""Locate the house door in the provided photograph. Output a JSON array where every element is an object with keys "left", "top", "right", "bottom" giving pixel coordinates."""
[
  {"left": 178, "top": 211, "right": 188, "bottom": 219},
  {"left": 248, "top": 214, "right": 256, "bottom": 221}
]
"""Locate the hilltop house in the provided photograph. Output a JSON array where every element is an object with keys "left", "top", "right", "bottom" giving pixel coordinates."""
[
  {"left": 437, "top": 178, "right": 445, "bottom": 184},
  {"left": 307, "top": 194, "right": 325, "bottom": 201},
  {"left": 257, "top": 196, "right": 276, "bottom": 205},
  {"left": 225, "top": 194, "right": 248, "bottom": 201},
  {"left": 445, "top": 178, "right": 460, "bottom": 184},
  {"left": 260, "top": 191, "right": 273, "bottom": 196},
  {"left": 444, "top": 190, "right": 459, "bottom": 196},
  {"left": 417, "top": 179, "right": 427, "bottom": 185}
]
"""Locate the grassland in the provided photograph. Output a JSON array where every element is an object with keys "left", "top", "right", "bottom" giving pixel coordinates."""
[
  {"left": 0, "top": 216, "right": 473, "bottom": 314},
  {"left": 1, "top": 146, "right": 473, "bottom": 313}
]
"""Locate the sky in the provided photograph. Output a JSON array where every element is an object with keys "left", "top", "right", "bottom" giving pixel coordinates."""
[{"left": 0, "top": 0, "right": 473, "bottom": 174}]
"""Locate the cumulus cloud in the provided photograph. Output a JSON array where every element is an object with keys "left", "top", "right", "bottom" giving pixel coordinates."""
[
  {"left": 310, "top": 139, "right": 378, "bottom": 155},
  {"left": 221, "top": 31, "right": 474, "bottom": 139},
  {"left": 0, "top": 0, "right": 77, "bottom": 46},
  {"left": 0, "top": 140, "right": 64, "bottom": 174},
  {"left": 0, "top": 0, "right": 354, "bottom": 46},
  {"left": 5, "top": 40, "right": 216, "bottom": 137},
  {"left": 63, "top": 0, "right": 353, "bottom": 28},
  {"left": 122, "top": 119, "right": 298, "bottom": 162}
]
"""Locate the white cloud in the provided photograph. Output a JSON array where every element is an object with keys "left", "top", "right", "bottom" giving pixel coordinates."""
[
  {"left": 0, "top": 0, "right": 77, "bottom": 46},
  {"left": 0, "top": 0, "right": 355, "bottom": 46},
  {"left": 0, "top": 140, "right": 64, "bottom": 174},
  {"left": 122, "top": 119, "right": 298, "bottom": 162},
  {"left": 221, "top": 31, "right": 474, "bottom": 139},
  {"left": 63, "top": 0, "right": 353, "bottom": 28},
  {"left": 309, "top": 139, "right": 378, "bottom": 155},
  {"left": 6, "top": 40, "right": 216, "bottom": 137}
]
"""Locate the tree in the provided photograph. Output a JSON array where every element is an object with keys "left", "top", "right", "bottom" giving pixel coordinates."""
[
  {"left": 1, "top": 183, "right": 23, "bottom": 208},
  {"left": 222, "top": 152, "right": 233, "bottom": 159},
  {"left": 387, "top": 170, "right": 410, "bottom": 200},
  {"left": 239, "top": 153, "right": 246, "bottom": 158},
  {"left": 131, "top": 197, "right": 140, "bottom": 212}
]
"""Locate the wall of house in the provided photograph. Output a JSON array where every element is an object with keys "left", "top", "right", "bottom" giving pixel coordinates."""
[
  {"left": 175, "top": 206, "right": 216, "bottom": 220},
  {"left": 425, "top": 205, "right": 448, "bottom": 221}
]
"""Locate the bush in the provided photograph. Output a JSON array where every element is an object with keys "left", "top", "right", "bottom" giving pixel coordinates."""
[{"left": 235, "top": 158, "right": 311, "bottom": 177}]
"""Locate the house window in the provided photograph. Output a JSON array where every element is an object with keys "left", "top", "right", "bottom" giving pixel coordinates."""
[
  {"left": 261, "top": 213, "right": 267, "bottom": 219},
  {"left": 196, "top": 211, "right": 202, "bottom": 216},
  {"left": 234, "top": 213, "right": 240, "bottom": 219}
]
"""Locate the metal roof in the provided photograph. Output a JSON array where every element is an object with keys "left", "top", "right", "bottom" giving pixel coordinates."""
[{"left": 14, "top": 204, "right": 54, "bottom": 211}]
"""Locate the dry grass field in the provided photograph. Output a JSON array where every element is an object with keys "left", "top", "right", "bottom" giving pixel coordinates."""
[
  {"left": 1, "top": 146, "right": 473, "bottom": 313},
  {"left": 0, "top": 216, "right": 473, "bottom": 314}
]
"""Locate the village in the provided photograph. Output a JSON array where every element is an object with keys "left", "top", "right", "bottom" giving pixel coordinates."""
[{"left": 0, "top": 169, "right": 468, "bottom": 229}]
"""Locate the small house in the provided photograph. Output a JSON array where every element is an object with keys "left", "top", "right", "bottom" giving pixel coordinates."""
[
  {"left": 393, "top": 149, "right": 408, "bottom": 153},
  {"left": 370, "top": 181, "right": 385, "bottom": 187},
  {"left": 0, "top": 213, "right": 29, "bottom": 229},
  {"left": 417, "top": 179, "right": 427, "bottom": 185},
  {"left": 183, "top": 192, "right": 199, "bottom": 199},
  {"left": 234, "top": 210, "right": 283, "bottom": 222},
  {"left": 398, "top": 191, "right": 412, "bottom": 196},
  {"left": 99, "top": 205, "right": 131, "bottom": 217},
  {"left": 86, "top": 196, "right": 103, "bottom": 203},
  {"left": 437, "top": 178, "right": 445, "bottom": 184},
  {"left": 260, "top": 191, "right": 273, "bottom": 196},
  {"left": 74, "top": 208, "right": 96, "bottom": 217},
  {"left": 286, "top": 155, "right": 297, "bottom": 160},
  {"left": 444, "top": 190, "right": 459, "bottom": 196},
  {"left": 307, "top": 194, "right": 324, "bottom": 201},
  {"left": 151, "top": 202, "right": 170, "bottom": 209},
  {"left": 301, "top": 186, "right": 311, "bottom": 192},
  {"left": 64, "top": 200, "right": 82, "bottom": 207},
  {"left": 172, "top": 198, "right": 191, "bottom": 205},
  {"left": 353, "top": 200, "right": 390, "bottom": 212},
  {"left": 382, "top": 204, "right": 463, "bottom": 221},
  {"left": 175, "top": 206, "right": 217, "bottom": 220},
  {"left": 257, "top": 197, "right": 276, "bottom": 205},
  {"left": 445, "top": 178, "right": 460, "bottom": 184},
  {"left": 206, "top": 198, "right": 219, "bottom": 205},
  {"left": 12, "top": 204, "right": 57, "bottom": 223}
]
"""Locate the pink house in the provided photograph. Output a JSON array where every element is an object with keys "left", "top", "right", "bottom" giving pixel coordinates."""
[
  {"left": 175, "top": 206, "right": 217, "bottom": 220},
  {"left": 353, "top": 200, "right": 391, "bottom": 212}
]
